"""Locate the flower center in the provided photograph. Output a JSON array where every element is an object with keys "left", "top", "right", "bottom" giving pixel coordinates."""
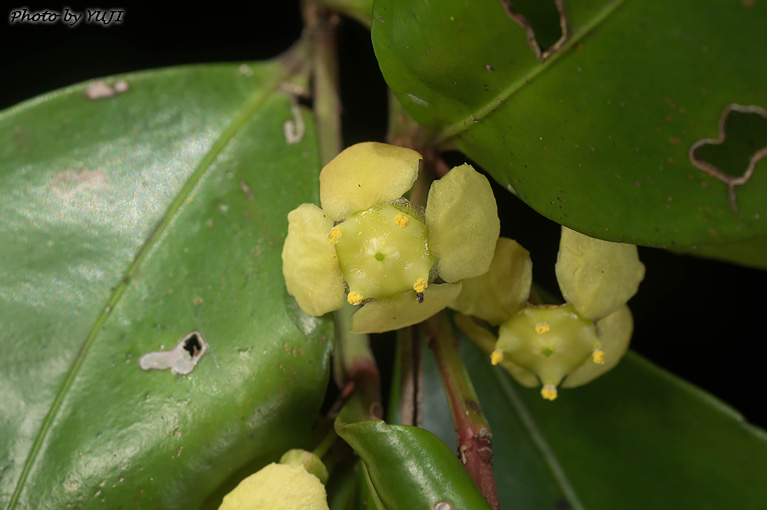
[
  {"left": 495, "top": 304, "right": 603, "bottom": 396},
  {"left": 332, "top": 204, "right": 433, "bottom": 300}
]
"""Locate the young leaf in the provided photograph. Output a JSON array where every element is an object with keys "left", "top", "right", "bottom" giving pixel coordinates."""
[{"left": 336, "top": 420, "right": 493, "bottom": 510}]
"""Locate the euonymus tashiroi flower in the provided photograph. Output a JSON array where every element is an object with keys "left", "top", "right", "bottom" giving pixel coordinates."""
[
  {"left": 282, "top": 142, "right": 500, "bottom": 333},
  {"left": 451, "top": 227, "right": 645, "bottom": 400},
  {"left": 219, "top": 449, "right": 329, "bottom": 510}
]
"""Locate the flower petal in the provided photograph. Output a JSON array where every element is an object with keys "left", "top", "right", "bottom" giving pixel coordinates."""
[
  {"left": 350, "top": 283, "right": 462, "bottom": 333},
  {"left": 449, "top": 237, "right": 532, "bottom": 325},
  {"left": 561, "top": 305, "right": 633, "bottom": 388},
  {"left": 555, "top": 227, "right": 645, "bottom": 320},
  {"left": 319, "top": 142, "right": 422, "bottom": 221},
  {"left": 219, "top": 463, "right": 329, "bottom": 510},
  {"left": 425, "top": 164, "right": 500, "bottom": 282},
  {"left": 282, "top": 204, "right": 345, "bottom": 316},
  {"left": 280, "top": 449, "right": 329, "bottom": 484}
]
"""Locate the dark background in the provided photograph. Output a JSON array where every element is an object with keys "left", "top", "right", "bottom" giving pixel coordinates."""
[{"left": 4, "top": 4, "right": 766, "bottom": 427}]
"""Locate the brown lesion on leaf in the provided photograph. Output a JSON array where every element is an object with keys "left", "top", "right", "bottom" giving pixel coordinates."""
[
  {"left": 499, "top": 0, "right": 569, "bottom": 62},
  {"left": 689, "top": 104, "right": 767, "bottom": 212}
]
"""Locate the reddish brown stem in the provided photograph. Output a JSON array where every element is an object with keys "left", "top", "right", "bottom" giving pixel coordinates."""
[{"left": 425, "top": 314, "right": 500, "bottom": 510}]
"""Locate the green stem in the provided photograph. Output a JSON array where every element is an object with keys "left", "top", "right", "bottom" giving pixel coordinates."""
[
  {"left": 316, "top": 0, "right": 373, "bottom": 28},
  {"left": 425, "top": 313, "right": 501, "bottom": 510},
  {"left": 304, "top": 2, "right": 382, "bottom": 419},
  {"left": 332, "top": 304, "right": 381, "bottom": 399},
  {"left": 312, "top": 427, "right": 339, "bottom": 459},
  {"left": 454, "top": 313, "right": 497, "bottom": 356},
  {"left": 308, "top": 4, "right": 343, "bottom": 165}
]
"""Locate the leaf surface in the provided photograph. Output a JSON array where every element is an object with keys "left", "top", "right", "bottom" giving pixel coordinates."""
[
  {"left": 372, "top": 0, "right": 767, "bottom": 267},
  {"left": 336, "top": 420, "right": 492, "bottom": 510},
  {"left": 0, "top": 55, "right": 334, "bottom": 509},
  {"left": 419, "top": 329, "right": 767, "bottom": 509}
]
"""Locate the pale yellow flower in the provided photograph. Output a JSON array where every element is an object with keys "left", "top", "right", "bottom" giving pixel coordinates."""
[
  {"left": 452, "top": 227, "right": 645, "bottom": 400},
  {"left": 219, "top": 450, "right": 329, "bottom": 510},
  {"left": 282, "top": 142, "right": 500, "bottom": 333},
  {"left": 219, "top": 464, "right": 328, "bottom": 510}
]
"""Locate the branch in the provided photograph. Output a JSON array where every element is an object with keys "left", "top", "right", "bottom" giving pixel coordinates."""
[
  {"left": 425, "top": 313, "right": 501, "bottom": 510},
  {"left": 307, "top": 4, "right": 343, "bottom": 165}
]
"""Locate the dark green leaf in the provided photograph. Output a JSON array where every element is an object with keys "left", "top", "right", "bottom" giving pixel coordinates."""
[
  {"left": 419, "top": 329, "right": 767, "bottom": 509},
  {"left": 0, "top": 55, "right": 334, "bottom": 508},
  {"left": 372, "top": 0, "right": 767, "bottom": 267},
  {"left": 336, "top": 419, "right": 493, "bottom": 510}
]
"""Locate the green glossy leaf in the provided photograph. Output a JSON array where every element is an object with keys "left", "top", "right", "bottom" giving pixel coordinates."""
[
  {"left": 336, "top": 420, "right": 492, "bottom": 510},
  {"left": 372, "top": 0, "right": 767, "bottom": 267},
  {"left": 357, "top": 463, "right": 387, "bottom": 510},
  {"left": 0, "top": 55, "right": 334, "bottom": 509},
  {"left": 326, "top": 457, "right": 387, "bottom": 510},
  {"left": 419, "top": 328, "right": 767, "bottom": 509}
]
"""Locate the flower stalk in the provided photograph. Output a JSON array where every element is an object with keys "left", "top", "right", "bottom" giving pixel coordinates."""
[{"left": 425, "top": 313, "right": 500, "bottom": 510}]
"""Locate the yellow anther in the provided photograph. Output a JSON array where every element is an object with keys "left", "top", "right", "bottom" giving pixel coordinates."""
[
  {"left": 347, "top": 292, "right": 363, "bottom": 305},
  {"left": 535, "top": 322, "right": 551, "bottom": 334},
  {"left": 490, "top": 350, "right": 504, "bottom": 365},
  {"left": 593, "top": 348, "right": 605, "bottom": 365},
  {"left": 540, "top": 384, "right": 558, "bottom": 401},
  {"left": 327, "top": 227, "right": 342, "bottom": 244},
  {"left": 413, "top": 278, "right": 428, "bottom": 293},
  {"left": 394, "top": 213, "right": 410, "bottom": 228}
]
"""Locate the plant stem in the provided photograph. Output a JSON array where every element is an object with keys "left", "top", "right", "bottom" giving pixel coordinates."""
[
  {"left": 308, "top": 4, "right": 343, "bottom": 165},
  {"left": 305, "top": 1, "right": 382, "bottom": 419},
  {"left": 425, "top": 313, "right": 501, "bottom": 510},
  {"left": 316, "top": 0, "right": 373, "bottom": 28},
  {"left": 313, "top": 426, "right": 339, "bottom": 459},
  {"left": 390, "top": 326, "right": 422, "bottom": 426},
  {"left": 333, "top": 304, "right": 381, "bottom": 408}
]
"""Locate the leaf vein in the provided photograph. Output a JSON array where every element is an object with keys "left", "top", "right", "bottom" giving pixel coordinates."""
[
  {"left": 437, "top": 0, "right": 626, "bottom": 143},
  {"left": 7, "top": 61, "right": 301, "bottom": 509},
  {"left": 492, "top": 368, "right": 586, "bottom": 510}
]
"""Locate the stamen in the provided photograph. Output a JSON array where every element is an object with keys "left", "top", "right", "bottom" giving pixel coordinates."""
[
  {"left": 394, "top": 213, "right": 410, "bottom": 228},
  {"left": 592, "top": 348, "right": 605, "bottom": 365},
  {"left": 535, "top": 322, "right": 550, "bottom": 334},
  {"left": 347, "top": 292, "right": 363, "bottom": 305},
  {"left": 327, "top": 227, "right": 342, "bottom": 244},
  {"left": 540, "top": 384, "right": 558, "bottom": 401},
  {"left": 413, "top": 278, "right": 428, "bottom": 293},
  {"left": 490, "top": 350, "right": 504, "bottom": 365}
]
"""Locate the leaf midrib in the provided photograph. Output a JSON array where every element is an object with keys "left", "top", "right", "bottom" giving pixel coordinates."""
[
  {"left": 492, "top": 367, "right": 586, "bottom": 510},
  {"left": 7, "top": 58, "right": 306, "bottom": 509},
  {"left": 436, "top": 0, "right": 626, "bottom": 143}
]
